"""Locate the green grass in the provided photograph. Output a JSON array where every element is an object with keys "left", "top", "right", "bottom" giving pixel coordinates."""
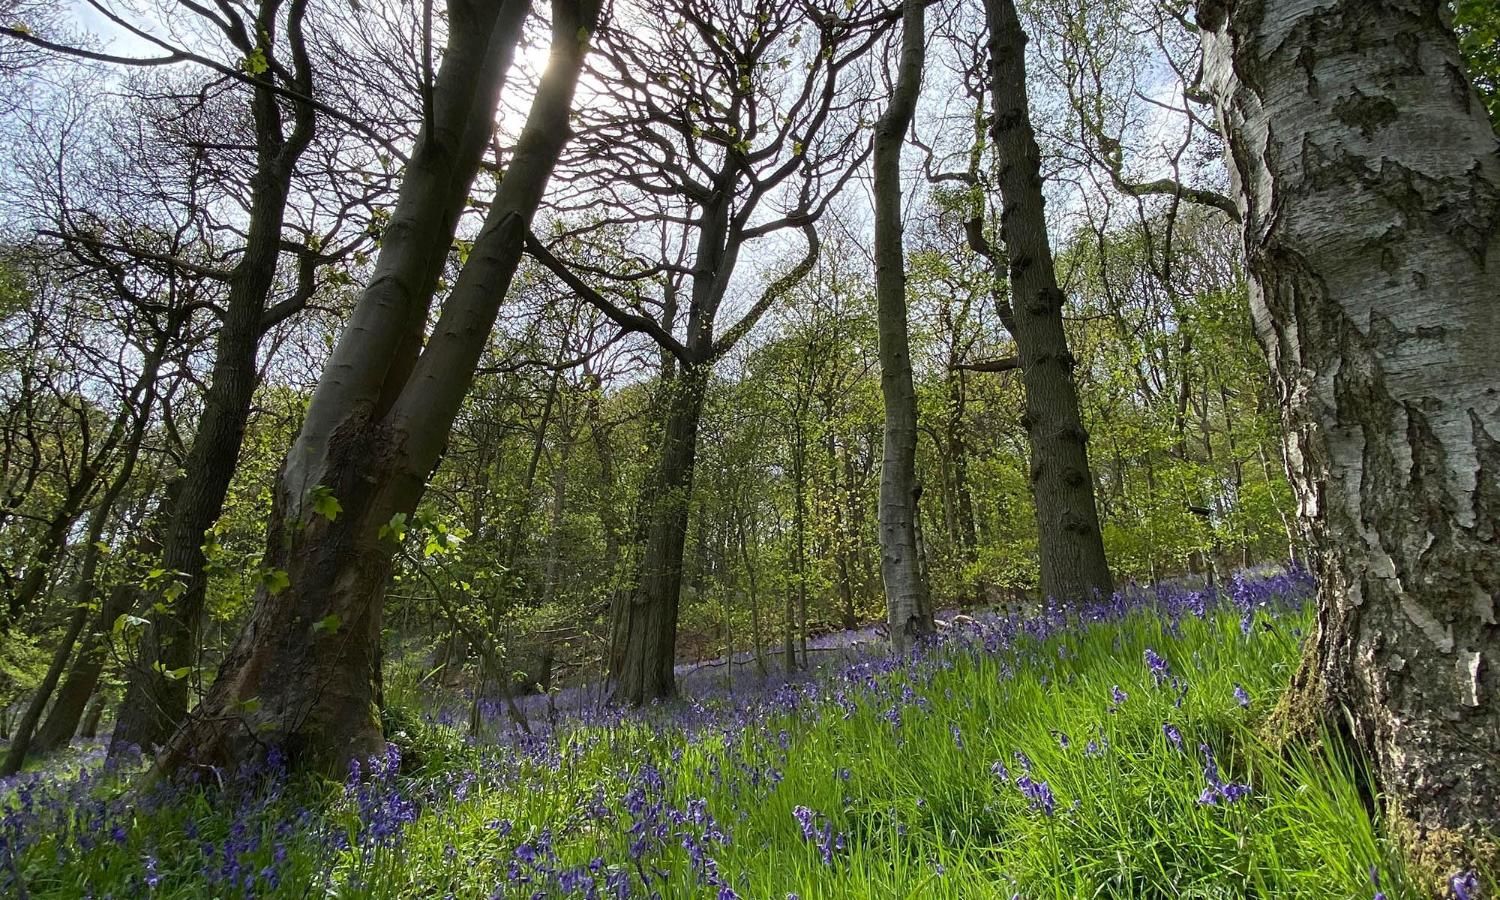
[{"left": 4, "top": 597, "right": 1428, "bottom": 898}]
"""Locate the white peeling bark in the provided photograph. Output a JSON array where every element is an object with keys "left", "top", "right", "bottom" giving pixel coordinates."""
[{"left": 1199, "top": 0, "right": 1500, "bottom": 873}]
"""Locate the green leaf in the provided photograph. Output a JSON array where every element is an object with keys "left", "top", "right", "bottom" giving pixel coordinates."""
[
  {"left": 239, "top": 47, "right": 269, "bottom": 75},
  {"left": 262, "top": 568, "right": 291, "bottom": 595},
  {"left": 113, "top": 613, "right": 150, "bottom": 635},
  {"left": 312, "top": 613, "right": 342, "bottom": 634},
  {"left": 379, "top": 512, "right": 408, "bottom": 543},
  {"left": 309, "top": 485, "right": 342, "bottom": 522}
]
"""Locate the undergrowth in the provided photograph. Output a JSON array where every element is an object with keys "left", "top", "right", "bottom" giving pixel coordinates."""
[{"left": 2, "top": 570, "right": 1473, "bottom": 898}]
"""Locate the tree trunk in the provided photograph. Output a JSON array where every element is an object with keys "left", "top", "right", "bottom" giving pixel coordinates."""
[
  {"left": 36, "top": 480, "right": 181, "bottom": 754},
  {"left": 609, "top": 366, "right": 708, "bottom": 703},
  {"left": 985, "top": 0, "right": 1113, "bottom": 604},
  {"left": 4, "top": 370, "right": 157, "bottom": 772},
  {"left": 156, "top": 0, "right": 595, "bottom": 777},
  {"left": 2, "top": 603, "right": 89, "bottom": 774},
  {"left": 1199, "top": 0, "right": 1500, "bottom": 878},
  {"left": 873, "top": 0, "right": 934, "bottom": 654},
  {"left": 78, "top": 692, "right": 105, "bottom": 740}
]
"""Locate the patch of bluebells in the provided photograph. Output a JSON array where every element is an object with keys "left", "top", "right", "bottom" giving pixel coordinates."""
[
  {"left": 1449, "top": 870, "right": 1479, "bottom": 900},
  {"left": 345, "top": 743, "right": 420, "bottom": 851},
  {"left": 1196, "top": 745, "right": 1251, "bottom": 806},
  {"left": 2, "top": 568, "right": 1319, "bottom": 898},
  {"left": 791, "top": 806, "right": 846, "bottom": 865}
]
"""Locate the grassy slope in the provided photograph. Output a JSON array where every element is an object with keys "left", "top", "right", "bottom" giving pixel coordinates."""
[{"left": 2, "top": 575, "right": 1423, "bottom": 898}]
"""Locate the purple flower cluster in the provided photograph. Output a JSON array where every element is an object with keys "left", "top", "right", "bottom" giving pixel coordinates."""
[
  {"left": 1, "top": 567, "right": 1320, "bottom": 898},
  {"left": 1144, "top": 649, "right": 1171, "bottom": 685},
  {"left": 345, "top": 744, "right": 420, "bottom": 849},
  {"left": 1196, "top": 745, "right": 1251, "bottom": 806},
  {"left": 791, "top": 806, "right": 846, "bottom": 865}
]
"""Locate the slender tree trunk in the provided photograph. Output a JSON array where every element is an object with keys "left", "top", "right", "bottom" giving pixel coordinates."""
[
  {"left": 1200, "top": 0, "right": 1500, "bottom": 877},
  {"left": 2, "top": 603, "right": 88, "bottom": 774},
  {"left": 4, "top": 365, "right": 157, "bottom": 772},
  {"left": 872, "top": 0, "right": 934, "bottom": 653},
  {"left": 156, "top": 0, "right": 594, "bottom": 777},
  {"left": 791, "top": 431, "right": 809, "bottom": 667},
  {"left": 737, "top": 503, "right": 767, "bottom": 678},
  {"left": 39, "top": 481, "right": 182, "bottom": 754},
  {"left": 3, "top": 479, "right": 92, "bottom": 631},
  {"left": 948, "top": 371, "right": 978, "bottom": 562},
  {"left": 985, "top": 0, "right": 1113, "bottom": 604}
]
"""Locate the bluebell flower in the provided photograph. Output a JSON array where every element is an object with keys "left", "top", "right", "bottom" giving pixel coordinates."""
[
  {"left": 1198, "top": 744, "right": 1251, "bottom": 805},
  {"left": 1450, "top": 871, "right": 1479, "bottom": 900},
  {"left": 1163, "top": 723, "right": 1184, "bottom": 750},
  {"left": 1145, "top": 649, "right": 1171, "bottom": 685},
  {"left": 1014, "top": 775, "right": 1056, "bottom": 816},
  {"left": 1234, "top": 684, "right": 1251, "bottom": 709}
]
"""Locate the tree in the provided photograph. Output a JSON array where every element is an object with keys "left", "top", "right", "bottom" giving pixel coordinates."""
[
  {"left": 984, "top": 0, "right": 1113, "bottom": 604},
  {"left": 872, "top": 0, "right": 933, "bottom": 651},
  {"left": 1198, "top": 0, "right": 1500, "bottom": 878},
  {"left": 531, "top": 0, "right": 884, "bottom": 703},
  {"left": 158, "top": 0, "right": 599, "bottom": 777},
  {"left": 103, "top": 0, "right": 382, "bottom": 756}
]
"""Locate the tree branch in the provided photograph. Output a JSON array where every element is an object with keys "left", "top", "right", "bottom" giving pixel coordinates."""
[{"left": 524, "top": 232, "right": 693, "bottom": 365}]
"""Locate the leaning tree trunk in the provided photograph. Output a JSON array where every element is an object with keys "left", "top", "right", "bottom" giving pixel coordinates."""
[
  {"left": 872, "top": 0, "right": 934, "bottom": 653},
  {"left": 157, "top": 0, "right": 595, "bottom": 778},
  {"left": 1199, "top": 0, "right": 1500, "bottom": 879},
  {"left": 110, "top": 277, "right": 276, "bottom": 755},
  {"left": 3, "top": 366, "right": 158, "bottom": 773},
  {"left": 985, "top": 0, "right": 1113, "bottom": 605},
  {"left": 609, "top": 365, "right": 709, "bottom": 704},
  {"left": 34, "top": 479, "right": 181, "bottom": 754},
  {"left": 1, "top": 603, "right": 89, "bottom": 775}
]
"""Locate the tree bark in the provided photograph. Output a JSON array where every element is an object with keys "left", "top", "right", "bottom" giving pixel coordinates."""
[
  {"left": 985, "top": 0, "right": 1113, "bottom": 604},
  {"left": 156, "top": 0, "right": 595, "bottom": 777},
  {"left": 873, "top": 0, "right": 934, "bottom": 652},
  {"left": 77, "top": 692, "right": 105, "bottom": 740},
  {"left": 1199, "top": 0, "right": 1500, "bottom": 877},
  {"left": 609, "top": 365, "right": 709, "bottom": 703}
]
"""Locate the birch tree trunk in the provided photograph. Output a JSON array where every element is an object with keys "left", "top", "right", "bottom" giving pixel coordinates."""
[
  {"left": 985, "top": 0, "right": 1113, "bottom": 605},
  {"left": 873, "top": 0, "right": 934, "bottom": 653},
  {"left": 1199, "top": 0, "right": 1500, "bottom": 877}
]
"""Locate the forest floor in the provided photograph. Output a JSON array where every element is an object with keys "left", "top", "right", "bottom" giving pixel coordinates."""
[{"left": 0, "top": 568, "right": 1435, "bottom": 898}]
